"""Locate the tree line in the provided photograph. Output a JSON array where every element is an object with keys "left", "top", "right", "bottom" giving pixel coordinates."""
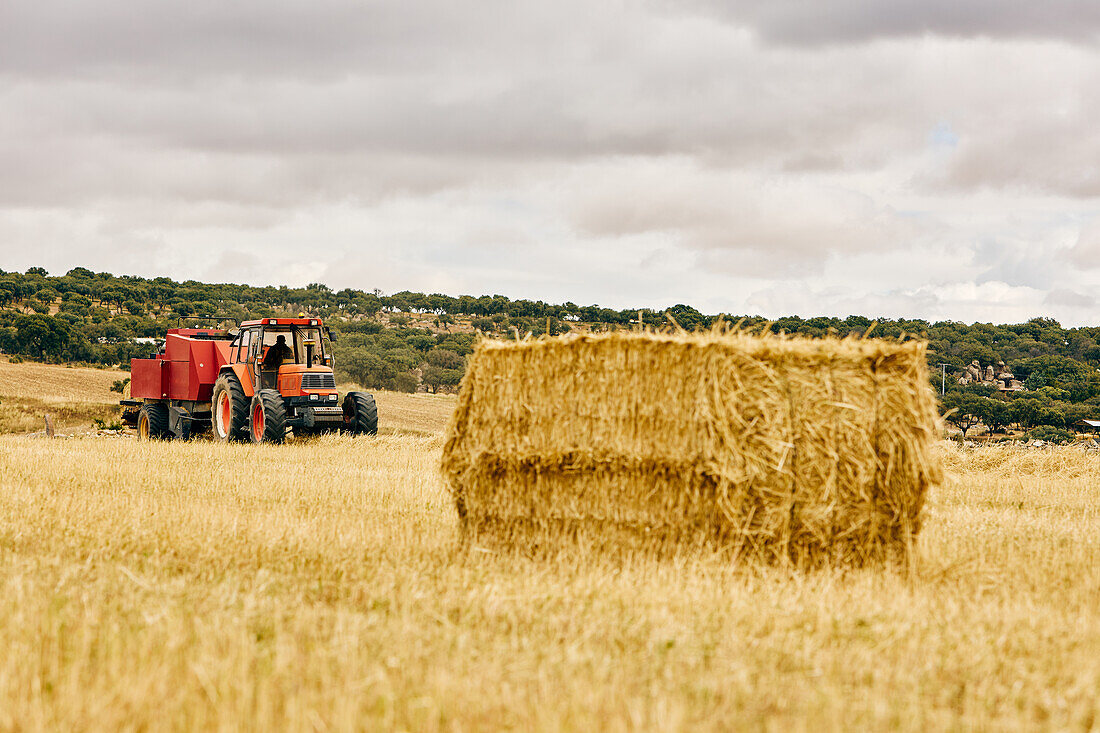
[{"left": 3, "top": 267, "right": 1100, "bottom": 417}]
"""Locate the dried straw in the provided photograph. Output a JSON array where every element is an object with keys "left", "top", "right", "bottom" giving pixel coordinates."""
[
  {"left": 441, "top": 330, "right": 943, "bottom": 566},
  {"left": 940, "top": 442, "right": 1100, "bottom": 479}
]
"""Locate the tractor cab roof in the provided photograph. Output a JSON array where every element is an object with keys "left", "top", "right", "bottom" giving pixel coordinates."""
[{"left": 240, "top": 317, "right": 325, "bottom": 328}]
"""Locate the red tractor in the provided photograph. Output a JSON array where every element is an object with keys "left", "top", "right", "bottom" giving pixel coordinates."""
[{"left": 120, "top": 317, "right": 377, "bottom": 443}]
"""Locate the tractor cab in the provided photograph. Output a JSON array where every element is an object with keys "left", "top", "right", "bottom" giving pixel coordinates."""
[{"left": 231, "top": 318, "right": 336, "bottom": 397}]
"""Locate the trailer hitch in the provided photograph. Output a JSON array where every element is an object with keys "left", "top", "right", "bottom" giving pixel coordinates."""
[{"left": 168, "top": 406, "right": 195, "bottom": 440}]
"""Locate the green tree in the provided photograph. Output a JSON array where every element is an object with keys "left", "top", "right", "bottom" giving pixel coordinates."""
[
  {"left": 339, "top": 348, "right": 394, "bottom": 390},
  {"left": 665, "top": 304, "right": 707, "bottom": 331},
  {"left": 406, "top": 333, "right": 435, "bottom": 352},
  {"left": 1027, "top": 425, "right": 1075, "bottom": 444},
  {"left": 426, "top": 349, "right": 463, "bottom": 370},
  {"left": 422, "top": 365, "right": 462, "bottom": 393},
  {"left": 13, "top": 314, "right": 70, "bottom": 358},
  {"left": 982, "top": 398, "right": 1011, "bottom": 433},
  {"left": 1008, "top": 396, "right": 1045, "bottom": 429},
  {"left": 941, "top": 392, "right": 984, "bottom": 438}
]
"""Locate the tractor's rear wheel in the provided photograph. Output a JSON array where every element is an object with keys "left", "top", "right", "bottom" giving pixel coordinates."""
[
  {"left": 212, "top": 374, "right": 248, "bottom": 442},
  {"left": 251, "top": 389, "right": 287, "bottom": 444},
  {"left": 137, "top": 402, "right": 169, "bottom": 441},
  {"left": 342, "top": 392, "right": 378, "bottom": 435}
]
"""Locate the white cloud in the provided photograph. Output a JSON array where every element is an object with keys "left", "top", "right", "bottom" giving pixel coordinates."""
[
  {"left": 684, "top": 1, "right": 1100, "bottom": 45},
  {"left": 2, "top": 3, "right": 1100, "bottom": 325}
]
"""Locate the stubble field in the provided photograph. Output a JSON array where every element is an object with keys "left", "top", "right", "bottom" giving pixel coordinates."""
[
  {"left": 0, "top": 362, "right": 1099, "bottom": 730},
  {"left": 0, "top": 358, "right": 124, "bottom": 433}
]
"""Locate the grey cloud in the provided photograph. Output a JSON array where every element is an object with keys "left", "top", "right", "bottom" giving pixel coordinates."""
[
  {"left": 0, "top": 1, "right": 487, "bottom": 79},
  {"left": 1063, "top": 218, "right": 1100, "bottom": 269},
  {"left": 566, "top": 161, "right": 930, "bottom": 277},
  {"left": 0, "top": 1, "right": 684, "bottom": 87},
  {"left": 1044, "top": 288, "right": 1096, "bottom": 308},
  {"left": 0, "top": 122, "right": 543, "bottom": 209},
  {"left": 902, "top": 42, "right": 1100, "bottom": 199},
  {"left": 683, "top": 1, "right": 1100, "bottom": 45},
  {"left": 741, "top": 279, "right": 1074, "bottom": 325},
  {"left": 0, "top": 3, "right": 928, "bottom": 169},
  {"left": 2, "top": 1, "right": 1100, "bottom": 326},
  {"left": 2, "top": 2, "right": 1098, "bottom": 204},
  {"left": 935, "top": 111, "right": 1100, "bottom": 198},
  {"left": 744, "top": 282, "right": 944, "bottom": 321},
  {"left": 972, "top": 237, "right": 1064, "bottom": 290}
]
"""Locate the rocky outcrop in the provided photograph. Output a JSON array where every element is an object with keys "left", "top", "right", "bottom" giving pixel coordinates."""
[{"left": 956, "top": 359, "right": 1025, "bottom": 391}]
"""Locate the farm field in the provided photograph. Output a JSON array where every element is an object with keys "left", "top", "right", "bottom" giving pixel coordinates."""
[
  {"left": 0, "top": 360, "right": 1097, "bottom": 729},
  {"left": 0, "top": 357, "right": 125, "bottom": 433},
  {"left": 0, "top": 357, "right": 456, "bottom": 437},
  {"left": 1, "top": 420, "right": 1099, "bottom": 729}
]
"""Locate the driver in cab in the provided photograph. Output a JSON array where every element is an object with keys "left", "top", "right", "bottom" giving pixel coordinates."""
[{"left": 263, "top": 334, "right": 293, "bottom": 371}]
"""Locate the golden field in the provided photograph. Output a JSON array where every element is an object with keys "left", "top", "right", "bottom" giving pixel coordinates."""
[
  {"left": 0, "top": 357, "right": 125, "bottom": 433},
  {"left": 0, "top": 356, "right": 455, "bottom": 437},
  {"left": 0, "top": 359, "right": 1098, "bottom": 729},
  {"left": 0, "top": 421, "right": 1098, "bottom": 730}
]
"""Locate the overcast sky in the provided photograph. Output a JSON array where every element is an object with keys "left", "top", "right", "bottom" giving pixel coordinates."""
[{"left": 2, "top": 1, "right": 1099, "bottom": 324}]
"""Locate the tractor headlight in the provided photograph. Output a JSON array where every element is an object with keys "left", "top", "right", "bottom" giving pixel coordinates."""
[{"left": 309, "top": 394, "right": 318, "bottom": 400}]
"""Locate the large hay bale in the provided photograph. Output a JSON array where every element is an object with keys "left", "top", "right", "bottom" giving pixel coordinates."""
[{"left": 441, "top": 331, "right": 943, "bottom": 566}]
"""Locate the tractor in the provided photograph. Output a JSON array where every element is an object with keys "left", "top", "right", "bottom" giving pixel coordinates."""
[{"left": 120, "top": 317, "right": 377, "bottom": 443}]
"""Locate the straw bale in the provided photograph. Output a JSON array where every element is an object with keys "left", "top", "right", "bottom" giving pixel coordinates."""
[{"left": 441, "top": 330, "right": 943, "bottom": 566}]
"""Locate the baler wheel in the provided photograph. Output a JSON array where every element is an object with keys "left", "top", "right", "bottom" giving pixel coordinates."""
[
  {"left": 212, "top": 373, "right": 248, "bottom": 442},
  {"left": 342, "top": 392, "right": 378, "bottom": 435},
  {"left": 250, "top": 389, "right": 287, "bottom": 444},
  {"left": 137, "top": 402, "right": 169, "bottom": 441}
]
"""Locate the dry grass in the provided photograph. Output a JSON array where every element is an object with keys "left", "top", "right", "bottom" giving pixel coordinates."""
[
  {"left": 0, "top": 397, "right": 121, "bottom": 434},
  {"left": 339, "top": 383, "right": 456, "bottom": 437},
  {"left": 0, "top": 357, "right": 125, "bottom": 433},
  {"left": 0, "top": 360, "right": 456, "bottom": 436},
  {"left": 0, "top": 356, "right": 125, "bottom": 403},
  {"left": 444, "top": 332, "right": 941, "bottom": 565},
  {"left": 1, "top": 434, "right": 1099, "bottom": 730}
]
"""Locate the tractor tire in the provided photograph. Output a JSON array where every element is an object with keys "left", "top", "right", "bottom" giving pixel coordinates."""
[
  {"left": 137, "top": 402, "right": 169, "bottom": 441},
  {"left": 250, "top": 389, "right": 287, "bottom": 444},
  {"left": 342, "top": 392, "right": 378, "bottom": 435},
  {"left": 212, "top": 373, "right": 248, "bottom": 443}
]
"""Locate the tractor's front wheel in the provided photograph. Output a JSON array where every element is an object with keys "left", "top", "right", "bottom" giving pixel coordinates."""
[
  {"left": 342, "top": 392, "right": 378, "bottom": 435},
  {"left": 137, "top": 402, "right": 169, "bottom": 441},
  {"left": 212, "top": 374, "right": 248, "bottom": 442},
  {"left": 250, "top": 389, "right": 287, "bottom": 444}
]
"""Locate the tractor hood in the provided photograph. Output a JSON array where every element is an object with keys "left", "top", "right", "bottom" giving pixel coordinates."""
[{"left": 277, "top": 364, "right": 337, "bottom": 396}]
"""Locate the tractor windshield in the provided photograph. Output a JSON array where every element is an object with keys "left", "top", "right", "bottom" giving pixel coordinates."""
[
  {"left": 260, "top": 327, "right": 325, "bottom": 364},
  {"left": 293, "top": 328, "right": 325, "bottom": 363}
]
